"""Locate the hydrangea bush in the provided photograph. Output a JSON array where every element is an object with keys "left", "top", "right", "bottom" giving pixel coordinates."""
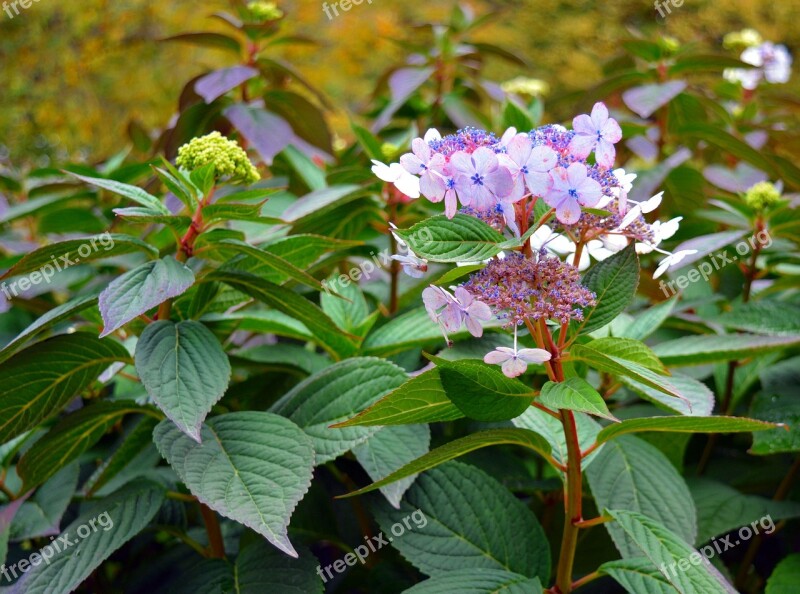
[{"left": 0, "top": 5, "right": 798, "bottom": 594}]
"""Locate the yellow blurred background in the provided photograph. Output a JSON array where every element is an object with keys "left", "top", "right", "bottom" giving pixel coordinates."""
[{"left": 1, "top": 0, "right": 798, "bottom": 165}]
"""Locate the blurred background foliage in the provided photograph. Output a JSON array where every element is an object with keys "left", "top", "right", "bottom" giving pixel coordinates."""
[{"left": 2, "top": 0, "right": 799, "bottom": 166}]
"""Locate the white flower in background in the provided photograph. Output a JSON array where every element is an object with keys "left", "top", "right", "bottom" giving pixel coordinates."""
[
  {"left": 636, "top": 216, "right": 683, "bottom": 254},
  {"left": 371, "top": 160, "right": 420, "bottom": 198},
  {"left": 389, "top": 222, "right": 428, "bottom": 278},
  {"left": 653, "top": 249, "right": 698, "bottom": 279},
  {"left": 724, "top": 42, "right": 793, "bottom": 90}
]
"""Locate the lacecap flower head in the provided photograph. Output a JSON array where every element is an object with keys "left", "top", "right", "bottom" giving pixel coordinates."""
[{"left": 176, "top": 132, "right": 260, "bottom": 185}]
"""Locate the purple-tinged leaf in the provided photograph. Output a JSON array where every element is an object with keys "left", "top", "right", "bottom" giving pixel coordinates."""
[
  {"left": 195, "top": 66, "right": 258, "bottom": 104},
  {"left": 703, "top": 162, "right": 768, "bottom": 193},
  {"left": 224, "top": 104, "right": 293, "bottom": 165},
  {"left": 623, "top": 81, "right": 687, "bottom": 118}
]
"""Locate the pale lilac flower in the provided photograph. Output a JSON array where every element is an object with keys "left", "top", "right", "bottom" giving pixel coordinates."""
[
  {"left": 617, "top": 191, "right": 664, "bottom": 229},
  {"left": 725, "top": 42, "right": 793, "bottom": 90},
  {"left": 544, "top": 163, "right": 603, "bottom": 224},
  {"left": 392, "top": 253, "right": 428, "bottom": 278},
  {"left": 569, "top": 102, "right": 623, "bottom": 168},
  {"left": 400, "top": 139, "right": 447, "bottom": 200},
  {"left": 636, "top": 216, "right": 682, "bottom": 254},
  {"left": 500, "top": 134, "right": 557, "bottom": 201},
  {"left": 371, "top": 160, "right": 420, "bottom": 198},
  {"left": 422, "top": 285, "right": 491, "bottom": 342},
  {"left": 452, "top": 286, "right": 493, "bottom": 337},
  {"left": 484, "top": 327, "right": 551, "bottom": 378},
  {"left": 450, "top": 147, "right": 514, "bottom": 210}
]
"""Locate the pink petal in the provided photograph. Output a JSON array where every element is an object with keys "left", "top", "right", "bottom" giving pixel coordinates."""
[
  {"left": 412, "top": 138, "right": 432, "bottom": 163},
  {"left": 576, "top": 177, "right": 603, "bottom": 207},
  {"left": 420, "top": 172, "right": 446, "bottom": 202},
  {"left": 572, "top": 113, "right": 595, "bottom": 136},
  {"left": 444, "top": 191, "right": 458, "bottom": 218},
  {"left": 464, "top": 315, "right": 484, "bottom": 338},
  {"left": 454, "top": 286, "right": 474, "bottom": 307},
  {"left": 502, "top": 357, "right": 528, "bottom": 378},
  {"left": 471, "top": 147, "right": 499, "bottom": 173},
  {"left": 566, "top": 163, "right": 589, "bottom": 186},
  {"left": 484, "top": 349, "right": 513, "bottom": 364},
  {"left": 568, "top": 134, "right": 596, "bottom": 159},
  {"left": 594, "top": 140, "right": 617, "bottom": 169},
  {"left": 556, "top": 197, "right": 581, "bottom": 225},
  {"left": 528, "top": 145, "right": 558, "bottom": 172},
  {"left": 524, "top": 171, "right": 553, "bottom": 197},
  {"left": 516, "top": 348, "right": 552, "bottom": 364},
  {"left": 601, "top": 118, "right": 622, "bottom": 144},
  {"left": 400, "top": 153, "right": 424, "bottom": 174},
  {"left": 590, "top": 102, "right": 610, "bottom": 130},
  {"left": 486, "top": 167, "right": 515, "bottom": 199},
  {"left": 506, "top": 134, "right": 533, "bottom": 166},
  {"left": 441, "top": 303, "right": 464, "bottom": 332},
  {"left": 449, "top": 151, "right": 474, "bottom": 176},
  {"left": 467, "top": 300, "right": 492, "bottom": 321}
]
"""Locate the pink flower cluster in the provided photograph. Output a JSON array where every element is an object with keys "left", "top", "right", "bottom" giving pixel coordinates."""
[{"left": 373, "top": 103, "right": 623, "bottom": 226}]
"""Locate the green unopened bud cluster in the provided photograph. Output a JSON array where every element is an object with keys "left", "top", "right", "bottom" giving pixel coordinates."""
[
  {"left": 501, "top": 77, "right": 550, "bottom": 98},
  {"left": 744, "top": 181, "right": 781, "bottom": 211},
  {"left": 247, "top": 1, "right": 283, "bottom": 21},
  {"left": 176, "top": 132, "right": 260, "bottom": 185},
  {"left": 723, "top": 29, "right": 763, "bottom": 51}
]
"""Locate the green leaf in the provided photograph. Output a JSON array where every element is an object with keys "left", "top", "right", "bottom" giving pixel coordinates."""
[
  {"left": 607, "top": 509, "right": 737, "bottom": 593},
  {"left": 282, "top": 186, "right": 364, "bottom": 223},
  {"left": 343, "top": 428, "right": 554, "bottom": 498},
  {"left": 599, "top": 557, "right": 676, "bottom": 594},
  {"left": 750, "top": 390, "right": 800, "bottom": 455},
  {"left": 209, "top": 270, "right": 358, "bottom": 359},
  {"left": 678, "top": 123, "right": 776, "bottom": 176},
  {"left": 587, "top": 436, "right": 697, "bottom": 556},
  {"left": 512, "top": 408, "right": 603, "bottom": 469},
  {"left": 332, "top": 368, "right": 462, "bottom": 427},
  {"left": 68, "top": 172, "right": 168, "bottom": 213},
  {"left": 84, "top": 416, "right": 160, "bottom": 497},
  {"left": 653, "top": 334, "right": 800, "bottom": 366},
  {"left": 353, "top": 424, "right": 430, "bottom": 508},
  {"left": 570, "top": 343, "right": 681, "bottom": 399},
  {"left": 0, "top": 334, "right": 130, "bottom": 442},
  {"left": 161, "top": 32, "right": 242, "bottom": 55},
  {"left": 595, "top": 415, "right": 778, "bottom": 446},
  {"left": 373, "top": 462, "right": 550, "bottom": 580},
  {"left": 717, "top": 302, "right": 800, "bottom": 336},
  {"left": 17, "top": 402, "right": 152, "bottom": 491},
  {"left": 350, "top": 122, "right": 384, "bottom": 161},
  {"left": 135, "top": 320, "right": 231, "bottom": 442},
  {"left": 395, "top": 214, "right": 506, "bottom": 263},
  {"left": 281, "top": 145, "right": 327, "bottom": 191},
  {"left": 766, "top": 553, "right": 800, "bottom": 594},
  {"left": 620, "top": 373, "right": 714, "bottom": 416},
  {"left": 112, "top": 207, "right": 191, "bottom": 229},
  {"left": 99, "top": 256, "right": 195, "bottom": 337},
  {"left": 270, "top": 358, "right": 408, "bottom": 464},
  {"left": 404, "top": 569, "right": 543, "bottom": 594},
  {"left": 0, "top": 235, "right": 157, "bottom": 281},
  {"left": 235, "top": 539, "right": 323, "bottom": 593},
  {"left": 587, "top": 337, "right": 667, "bottom": 373},
  {"left": 363, "top": 307, "right": 501, "bottom": 356},
  {"left": 218, "top": 239, "right": 327, "bottom": 292},
  {"left": 574, "top": 244, "right": 639, "bottom": 335},
  {"left": 431, "top": 356, "right": 534, "bottom": 422},
  {"left": 7, "top": 481, "right": 165, "bottom": 594},
  {"left": 320, "top": 275, "right": 371, "bottom": 335},
  {"left": 688, "top": 478, "right": 800, "bottom": 545},
  {"left": 0, "top": 293, "right": 98, "bottom": 363},
  {"left": 153, "top": 412, "right": 314, "bottom": 557},
  {"left": 538, "top": 378, "right": 618, "bottom": 421},
  {"left": 10, "top": 463, "right": 78, "bottom": 541}
]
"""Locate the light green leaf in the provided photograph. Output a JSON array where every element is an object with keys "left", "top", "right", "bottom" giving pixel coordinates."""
[
  {"left": 403, "top": 569, "right": 542, "bottom": 594},
  {"left": 0, "top": 293, "right": 98, "bottom": 363},
  {"left": 135, "top": 320, "right": 231, "bottom": 442},
  {"left": 538, "top": 378, "right": 617, "bottom": 421},
  {"left": 652, "top": 334, "right": 800, "bottom": 366},
  {"left": 587, "top": 337, "right": 667, "bottom": 373},
  {"left": 270, "top": 358, "right": 408, "bottom": 464},
  {"left": 431, "top": 356, "right": 534, "bottom": 422},
  {"left": 570, "top": 343, "right": 681, "bottom": 399},
  {"left": 688, "top": 478, "right": 800, "bottom": 545},
  {"left": 0, "top": 334, "right": 130, "bottom": 443},
  {"left": 599, "top": 557, "right": 676, "bottom": 594},
  {"left": 717, "top": 302, "right": 800, "bottom": 336},
  {"left": 766, "top": 553, "right": 800, "bottom": 594},
  {"left": 373, "top": 462, "right": 550, "bottom": 580},
  {"left": 596, "top": 415, "right": 778, "bottom": 446},
  {"left": 68, "top": 172, "right": 168, "bottom": 213},
  {"left": 587, "top": 436, "right": 697, "bottom": 556},
  {"left": 0, "top": 235, "right": 157, "bottom": 281},
  {"left": 607, "top": 509, "right": 737, "bottom": 593},
  {"left": 620, "top": 373, "right": 715, "bottom": 416},
  {"left": 208, "top": 270, "right": 358, "bottom": 359},
  {"left": 343, "top": 428, "right": 554, "bottom": 498},
  {"left": 7, "top": 481, "right": 165, "bottom": 594},
  {"left": 320, "top": 275, "right": 371, "bottom": 336},
  {"left": 512, "top": 407, "right": 603, "bottom": 469},
  {"left": 10, "top": 463, "right": 78, "bottom": 541},
  {"left": 332, "top": 368, "right": 462, "bottom": 428},
  {"left": 396, "top": 214, "right": 506, "bottom": 263},
  {"left": 622, "top": 298, "right": 678, "bottom": 341},
  {"left": 218, "top": 239, "right": 327, "bottom": 292},
  {"left": 99, "top": 256, "right": 195, "bottom": 337},
  {"left": 353, "top": 424, "right": 430, "bottom": 508},
  {"left": 153, "top": 412, "right": 314, "bottom": 557}
]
